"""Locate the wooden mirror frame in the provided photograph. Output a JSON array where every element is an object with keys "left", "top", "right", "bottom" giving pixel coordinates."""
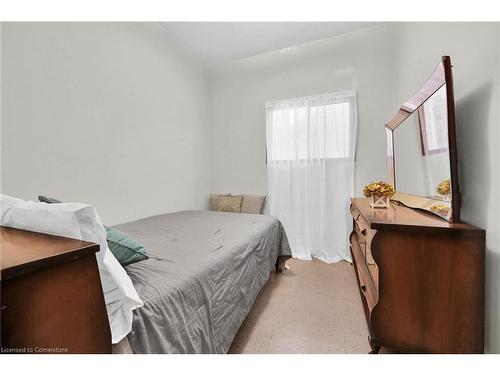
[{"left": 385, "top": 56, "right": 461, "bottom": 222}]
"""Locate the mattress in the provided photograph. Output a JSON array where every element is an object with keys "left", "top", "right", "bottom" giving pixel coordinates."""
[{"left": 114, "top": 210, "right": 291, "bottom": 353}]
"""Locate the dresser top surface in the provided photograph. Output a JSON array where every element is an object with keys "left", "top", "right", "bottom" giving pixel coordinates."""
[
  {"left": 0, "top": 226, "right": 99, "bottom": 280},
  {"left": 351, "top": 198, "right": 483, "bottom": 232}
]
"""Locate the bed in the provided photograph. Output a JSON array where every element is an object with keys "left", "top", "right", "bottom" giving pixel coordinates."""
[{"left": 113, "top": 210, "right": 291, "bottom": 354}]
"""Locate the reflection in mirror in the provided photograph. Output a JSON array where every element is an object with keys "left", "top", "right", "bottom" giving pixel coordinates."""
[
  {"left": 419, "top": 85, "right": 449, "bottom": 156},
  {"left": 391, "top": 84, "right": 452, "bottom": 220},
  {"left": 385, "top": 57, "right": 459, "bottom": 222},
  {"left": 386, "top": 128, "right": 394, "bottom": 187}
]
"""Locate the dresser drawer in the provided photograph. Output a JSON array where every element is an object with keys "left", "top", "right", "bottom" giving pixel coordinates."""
[
  {"left": 355, "top": 238, "right": 379, "bottom": 292},
  {"left": 352, "top": 207, "right": 378, "bottom": 290},
  {"left": 365, "top": 243, "right": 379, "bottom": 289},
  {"left": 351, "top": 235, "right": 377, "bottom": 312},
  {"left": 354, "top": 213, "right": 375, "bottom": 246}
]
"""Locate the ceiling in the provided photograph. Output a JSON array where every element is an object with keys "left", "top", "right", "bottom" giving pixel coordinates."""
[{"left": 159, "top": 22, "right": 379, "bottom": 70}]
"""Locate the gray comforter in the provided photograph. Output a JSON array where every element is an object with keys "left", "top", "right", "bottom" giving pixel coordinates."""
[{"left": 114, "top": 210, "right": 291, "bottom": 354}]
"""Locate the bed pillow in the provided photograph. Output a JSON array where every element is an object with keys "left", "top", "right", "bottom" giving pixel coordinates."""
[
  {"left": 241, "top": 195, "right": 266, "bottom": 214},
  {"left": 217, "top": 195, "right": 243, "bottom": 213},
  {"left": 37, "top": 195, "right": 149, "bottom": 267},
  {"left": 104, "top": 226, "right": 149, "bottom": 267},
  {"left": 210, "top": 193, "right": 230, "bottom": 211},
  {"left": 38, "top": 195, "right": 62, "bottom": 204},
  {"left": 1, "top": 194, "right": 143, "bottom": 344}
]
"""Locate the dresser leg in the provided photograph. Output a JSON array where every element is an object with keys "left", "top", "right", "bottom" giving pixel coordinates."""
[{"left": 369, "top": 345, "right": 381, "bottom": 354}]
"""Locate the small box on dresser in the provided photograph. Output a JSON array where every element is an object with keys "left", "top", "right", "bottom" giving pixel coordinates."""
[{"left": 349, "top": 198, "right": 485, "bottom": 354}]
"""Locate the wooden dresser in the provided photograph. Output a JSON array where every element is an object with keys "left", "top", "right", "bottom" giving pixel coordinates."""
[
  {"left": 349, "top": 198, "right": 485, "bottom": 354},
  {"left": 0, "top": 226, "right": 111, "bottom": 354}
]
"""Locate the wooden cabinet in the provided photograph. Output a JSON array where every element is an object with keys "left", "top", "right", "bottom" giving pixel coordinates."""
[
  {"left": 349, "top": 198, "right": 485, "bottom": 353},
  {"left": 0, "top": 226, "right": 111, "bottom": 354}
]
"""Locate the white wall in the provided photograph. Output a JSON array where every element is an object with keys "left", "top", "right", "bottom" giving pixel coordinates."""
[
  {"left": 208, "top": 25, "right": 397, "bottom": 197},
  {"left": 393, "top": 22, "right": 500, "bottom": 353},
  {"left": 1, "top": 23, "right": 211, "bottom": 225}
]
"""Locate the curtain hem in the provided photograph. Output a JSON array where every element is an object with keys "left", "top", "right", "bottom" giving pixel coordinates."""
[{"left": 290, "top": 254, "right": 352, "bottom": 264}]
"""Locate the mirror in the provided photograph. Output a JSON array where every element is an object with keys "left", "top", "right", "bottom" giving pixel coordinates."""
[{"left": 386, "top": 56, "right": 460, "bottom": 222}]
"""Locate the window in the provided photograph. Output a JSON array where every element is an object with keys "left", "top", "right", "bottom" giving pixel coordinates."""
[
  {"left": 265, "top": 91, "right": 358, "bottom": 262},
  {"left": 265, "top": 91, "right": 356, "bottom": 162},
  {"left": 418, "top": 85, "right": 449, "bottom": 155}
]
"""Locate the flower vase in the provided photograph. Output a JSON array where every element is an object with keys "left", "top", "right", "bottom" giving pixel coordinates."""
[{"left": 370, "top": 195, "right": 390, "bottom": 208}]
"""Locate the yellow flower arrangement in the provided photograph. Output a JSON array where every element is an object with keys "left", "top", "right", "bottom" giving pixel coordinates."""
[
  {"left": 430, "top": 204, "right": 450, "bottom": 217},
  {"left": 436, "top": 178, "right": 451, "bottom": 196},
  {"left": 363, "top": 181, "right": 396, "bottom": 198}
]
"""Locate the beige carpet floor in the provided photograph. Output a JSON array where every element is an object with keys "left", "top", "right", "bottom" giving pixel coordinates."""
[{"left": 228, "top": 258, "right": 371, "bottom": 354}]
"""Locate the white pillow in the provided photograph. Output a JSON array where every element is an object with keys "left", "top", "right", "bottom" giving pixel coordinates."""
[{"left": 0, "top": 194, "right": 143, "bottom": 344}]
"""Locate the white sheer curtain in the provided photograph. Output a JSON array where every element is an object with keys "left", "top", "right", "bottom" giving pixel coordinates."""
[{"left": 266, "top": 91, "right": 357, "bottom": 263}]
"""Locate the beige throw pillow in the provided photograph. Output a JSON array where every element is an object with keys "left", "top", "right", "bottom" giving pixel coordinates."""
[
  {"left": 210, "top": 193, "right": 230, "bottom": 211},
  {"left": 241, "top": 195, "right": 266, "bottom": 214},
  {"left": 217, "top": 195, "right": 243, "bottom": 213}
]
